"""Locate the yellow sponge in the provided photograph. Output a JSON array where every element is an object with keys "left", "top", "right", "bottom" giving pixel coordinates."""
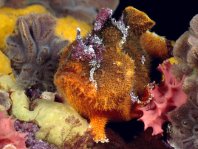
[
  {"left": 55, "top": 16, "right": 91, "bottom": 42},
  {"left": 0, "top": 51, "right": 12, "bottom": 75}
]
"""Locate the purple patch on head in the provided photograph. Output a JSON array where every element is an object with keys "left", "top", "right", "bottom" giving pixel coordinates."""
[
  {"left": 86, "top": 34, "right": 105, "bottom": 62},
  {"left": 71, "top": 28, "right": 105, "bottom": 63},
  {"left": 94, "top": 8, "right": 113, "bottom": 31},
  {"left": 71, "top": 28, "right": 96, "bottom": 61}
]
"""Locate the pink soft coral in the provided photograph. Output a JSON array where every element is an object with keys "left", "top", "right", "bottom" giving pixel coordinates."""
[
  {"left": 139, "top": 61, "right": 187, "bottom": 135},
  {"left": 0, "top": 112, "right": 26, "bottom": 149}
]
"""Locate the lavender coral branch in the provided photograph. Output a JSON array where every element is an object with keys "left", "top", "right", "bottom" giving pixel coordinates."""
[{"left": 6, "top": 14, "right": 68, "bottom": 91}]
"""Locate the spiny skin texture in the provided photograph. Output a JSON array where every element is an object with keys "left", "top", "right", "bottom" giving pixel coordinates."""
[
  {"left": 140, "top": 31, "right": 173, "bottom": 59},
  {"left": 55, "top": 44, "right": 137, "bottom": 142},
  {"left": 6, "top": 14, "right": 68, "bottom": 91},
  {"left": 55, "top": 7, "right": 172, "bottom": 142},
  {"left": 122, "top": 7, "right": 173, "bottom": 98},
  {"left": 169, "top": 15, "right": 198, "bottom": 149}
]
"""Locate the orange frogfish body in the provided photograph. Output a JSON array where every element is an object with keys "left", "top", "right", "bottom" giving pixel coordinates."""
[{"left": 54, "top": 7, "right": 172, "bottom": 142}]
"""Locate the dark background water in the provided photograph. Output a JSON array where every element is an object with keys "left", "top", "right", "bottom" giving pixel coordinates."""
[
  {"left": 109, "top": 0, "right": 198, "bottom": 143},
  {"left": 114, "top": 0, "right": 198, "bottom": 40}
]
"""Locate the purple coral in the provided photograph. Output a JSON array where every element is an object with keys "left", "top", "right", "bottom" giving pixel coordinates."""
[
  {"left": 169, "top": 14, "right": 198, "bottom": 149},
  {"left": 6, "top": 14, "right": 68, "bottom": 91},
  {"left": 71, "top": 28, "right": 96, "bottom": 61},
  {"left": 14, "top": 120, "right": 58, "bottom": 149},
  {"left": 94, "top": 8, "right": 113, "bottom": 31},
  {"left": 71, "top": 28, "right": 105, "bottom": 63}
]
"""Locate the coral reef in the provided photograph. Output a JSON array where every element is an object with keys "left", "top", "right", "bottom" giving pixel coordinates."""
[
  {"left": 0, "top": 112, "right": 27, "bottom": 149},
  {"left": 169, "top": 14, "right": 198, "bottom": 149},
  {"left": 0, "top": 74, "right": 89, "bottom": 147},
  {"left": 55, "top": 6, "right": 172, "bottom": 142},
  {"left": 140, "top": 61, "right": 187, "bottom": 135},
  {"left": 0, "top": 1, "right": 189, "bottom": 148},
  {"left": 6, "top": 14, "right": 68, "bottom": 91},
  {"left": 0, "top": 5, "right": 48, "bottom": 52}
]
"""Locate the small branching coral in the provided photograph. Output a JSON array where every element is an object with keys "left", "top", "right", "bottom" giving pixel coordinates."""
[
  {"left": 0, "top": 112, "right": 27, "bottom": 149},
  {"left": 55, "top": 6, "right": 172, "bottom": 142},
  {"left": 139, "top": 61, "right": 187, "bottom": 135},
  {"left": 6, "top": 14, "right": 68, "bottom": 91},
  {"left": 168, "top": 14, "right": 198, "bottom": 149}
]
